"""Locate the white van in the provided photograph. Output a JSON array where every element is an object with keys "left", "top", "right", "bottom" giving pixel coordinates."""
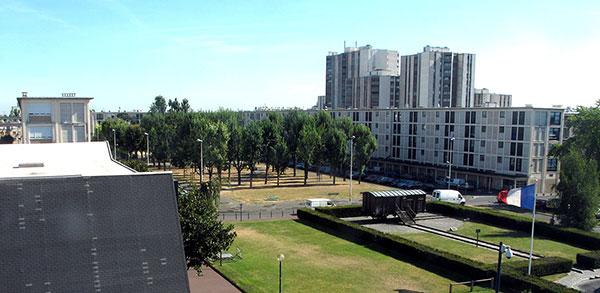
[
  {"left": 305, "top": 198, "right": 335, "bottom": 209},
  {"left": 432, "top": 189, "right": 466, "bottom": 205}
]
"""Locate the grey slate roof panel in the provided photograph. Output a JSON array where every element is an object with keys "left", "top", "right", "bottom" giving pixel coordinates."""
[{"left": 0, "top": 173, "right": 190, "bottom": 293}]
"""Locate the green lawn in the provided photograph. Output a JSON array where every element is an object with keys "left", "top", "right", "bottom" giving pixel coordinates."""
[
  {"left": 214, "top": 220, "right": 488, "bottom": 292},
  {"left": 453, "top": 222, "right": 587, "bottom": 261},
  {"left": 401, "top": 232, "right": 519, "bottom": 264}
]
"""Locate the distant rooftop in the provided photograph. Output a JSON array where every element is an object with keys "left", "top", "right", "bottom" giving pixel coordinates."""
[{"left": 0, "top": 142, "right": 133, "bottom": 179}]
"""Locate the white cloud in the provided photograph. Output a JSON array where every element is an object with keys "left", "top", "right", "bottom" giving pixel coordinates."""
[{"left": 476, "top": 33, "right": 600, "bottom": 107}]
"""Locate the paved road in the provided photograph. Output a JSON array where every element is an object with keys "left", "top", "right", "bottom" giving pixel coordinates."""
[{"left": 188, "top": 266, "right": 240, "bottom": 293}]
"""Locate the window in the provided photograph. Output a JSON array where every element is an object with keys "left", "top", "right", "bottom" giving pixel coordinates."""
[
  {"left": 435, "top": 124, "right": 439, "bottom": 131},
  {"left": 497, "top": 156, "right": 503, "bottom": 163},
  {"left": 549, "top": 128, "right": 561, "bottom": 140},
  {"left": 499, "top": 126, "right": 504, "bottom": 133},
  {"left": 29, "top": 126, "right": 53, "bottom": 140},
  {"left": 435, "top": 137, "right": 439, "bottom": 144},
  {"left": 547, "top": 158, "right": 558, "bottom": 171},
  {"left": 480, "top": 140, "right": 486, "bottom": 147},
  {"left": 481, "top": 126, "right": 486, "bottom": 133},
  {"left": 60, "top": 103, "right": 72, "bottom": 123},
  {"left": 498, "top": 141, "right": 504, "bottom": 148},
  {"left": 480, "top": 155, "right": 485, "bottom": 162},
  {"left": 421, "top": 149, "right": 425, "bottom": 156},
  {"left": 549, "top": 112, "right": 561, "bottom": 125},
  {"left": 500, "top": 111, "right": 505, "bottom": 118},
  {"left": 482, "top": 111, "right": 487, "bottom": 118},
  {"left": 72, "top": 103, "right": 85, "bottom": 123}
]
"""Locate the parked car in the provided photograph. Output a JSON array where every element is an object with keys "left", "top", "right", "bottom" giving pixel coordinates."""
[
  {"left": 431, "top": 189, "right": 466, "bottom": 205},
  {"left": 305, "top": 198, "right": 335, "bottom": 209}
]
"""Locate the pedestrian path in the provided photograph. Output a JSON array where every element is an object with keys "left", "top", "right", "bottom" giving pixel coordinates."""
[{"left": 188, "top": 266, "right": 241, "bottom": 293}]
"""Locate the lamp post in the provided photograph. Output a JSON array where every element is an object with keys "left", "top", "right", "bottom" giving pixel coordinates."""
[
  {"left": 144, "top": 132, "right": 149, "bottom": 166},
  {"left": 197, "top": 139, "right": 204, "bottom": 183},
  {"left": 495, "top": 241, "right": 513, "bottom": 293},
  {"left": 349, "top": 136, "right": 355, "bottom": 203},
  {"left": 112, "top": 128, "right": 117, "bottom": 159},
  {"left": 447, "top": 137, "right": 455, "bottom": 189},
  {"left": 277, "top": 254, "right": 285, "bottom": 293}
]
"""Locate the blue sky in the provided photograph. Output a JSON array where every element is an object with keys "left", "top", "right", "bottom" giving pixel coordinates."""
[{"left": 1, "top": 0, "right": 599, "bottom": 113}]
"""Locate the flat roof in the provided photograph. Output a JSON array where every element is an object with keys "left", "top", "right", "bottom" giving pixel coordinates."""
[{"left": 0, "top": 141, "right": 134, "bottom": 179}]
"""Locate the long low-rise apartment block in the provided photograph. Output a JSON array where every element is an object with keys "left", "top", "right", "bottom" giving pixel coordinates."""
[{"left": 241, "top": 106, "right": 564, "bottom": 194}]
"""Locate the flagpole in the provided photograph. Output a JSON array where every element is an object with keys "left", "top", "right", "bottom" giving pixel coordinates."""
[{"left": 527, "top": 181, "right": 537, "bottom": 275}]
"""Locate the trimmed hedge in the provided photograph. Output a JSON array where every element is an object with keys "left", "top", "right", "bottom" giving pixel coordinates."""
[
  {"left": 427, "top": 201, "right": 600, "bottom": 250},
  {"left": 297, "top": 208, "right": 576, "bottom": 292},
  {"left": 500, "top": 257, "right": 573, "bottom": 277},
  {"left": 577, "top": 251, "right": 600, "bottom": 269},
  {"left": 315, "top": 205, "right": 362, "bottom": 218}
]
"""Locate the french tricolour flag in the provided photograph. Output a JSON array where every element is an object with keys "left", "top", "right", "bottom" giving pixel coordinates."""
[{"left": 497, "top": 184, "right": 536, "bottom": 210}]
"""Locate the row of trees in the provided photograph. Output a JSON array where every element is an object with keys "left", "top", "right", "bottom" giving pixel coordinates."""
[
  {"left": 96, "top": 96, "right": 378, "bottom": 188},
  {"left": 552, "top": 100, "right": 600, "bottom": 231}
]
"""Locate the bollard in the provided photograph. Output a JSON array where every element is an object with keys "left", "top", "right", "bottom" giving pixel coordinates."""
[{"left": 281, "top": 210, "right": 284, "bottom": 217}]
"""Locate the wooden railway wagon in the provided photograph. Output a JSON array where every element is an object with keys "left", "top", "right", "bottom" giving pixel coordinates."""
[{"left": 361, "top": 189, "right": 427, "bottom": 219}]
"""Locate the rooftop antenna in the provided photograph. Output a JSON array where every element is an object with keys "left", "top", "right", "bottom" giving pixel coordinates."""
[{"left": 344, "top": 40, "right": 346, "bottom": 48}]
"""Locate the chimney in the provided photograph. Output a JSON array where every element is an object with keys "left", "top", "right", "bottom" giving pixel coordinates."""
[{"left": 21, "top": 92, "right": 28, "bottom": 97}]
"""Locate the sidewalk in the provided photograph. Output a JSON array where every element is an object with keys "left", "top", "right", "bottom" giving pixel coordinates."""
[{"left": 188, "top": 266, "right": 241, "bottom": 293}]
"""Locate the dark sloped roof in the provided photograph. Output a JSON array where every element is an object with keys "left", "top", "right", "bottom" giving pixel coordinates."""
[{"left": 363, "top": 189, "right": 426, "bottom": 197}]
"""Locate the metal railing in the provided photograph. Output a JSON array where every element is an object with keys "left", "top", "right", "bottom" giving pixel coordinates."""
[{"left": 218, "top": 208, "right": 298, "bottom": 222}]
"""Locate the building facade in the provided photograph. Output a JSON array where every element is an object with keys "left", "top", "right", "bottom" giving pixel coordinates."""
[
  {"left": 241, "top": 106, "right": 564, "bottom": 194},
  {"left": 400, "top": 46, "right": 476, "bottom": 108},
  {"left": 325, "top": 45, "right": 400, "bottom": 109},
  {"left": 474, "top": 88, "right": 512, "bottom": 107},
  {"left": 17, "top": 92, "right": 93, "bottom": 143}
]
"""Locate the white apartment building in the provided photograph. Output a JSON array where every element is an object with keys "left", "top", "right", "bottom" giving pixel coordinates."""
[
  {"left": 474, "top": 88, "right": 512, "bottom": 107},
  {"left": 325, "top": 45, "right": 400, "bottom": 109},
  {"left": 241, "top": 106, "right": 564, "bottom": 194},
  {"left": 400, "top": 46, "right": 476, "bottom": 108},
  {"left": 17, "top": 92, "right": 93, "bottom": 143}
]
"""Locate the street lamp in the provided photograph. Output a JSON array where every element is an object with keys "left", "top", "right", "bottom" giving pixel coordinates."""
[
  {"left": 112, "top": 128, "right": 117, "bottom": 159},
  {"left": 144, "top": 132, "right": 149, "bottom": 166},
  {"left": 447, "top": 137, "right": 455, "bottom": 189},
  {"left": 349, "top": 136, "right": 355, "bottom": 203},
  {"left": 277, "top": 254, "right": 285, "bottom": 293},
  {"left": 495, "top": 242, "right": 513, "bottom": 293},
  {"left": 197, "top": 139, "right": 204, "bottom": 183}
]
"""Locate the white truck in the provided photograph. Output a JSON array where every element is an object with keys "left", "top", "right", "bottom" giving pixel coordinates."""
[
  {"left": 305, "top": 198, "right": 335, "bottom": 209},
  {"left": 431, "top": 189, "right": 466, "bottom": 205}
]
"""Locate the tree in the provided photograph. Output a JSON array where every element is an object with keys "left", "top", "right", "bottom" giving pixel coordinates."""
[
  {"left": 566, "top": 102, "right": 600, "bottom": 170},
  {"left": 313, "top": 111, "right": 333, "bottom": 180},
  {"left": 181, "top": 98, "right": 191, "bottom": 113},
  {"left": 9, "top": 106, "right": 20, "bottom": 118},
  {"left": 297, "top": 118, "right": 318, "bottom": 185},
  {"left": 0, "top": 134, "right": 15, "bottom": 144},
  {"left": 226, "top": 119, "right": 243, "bottom": 184},
  {"left": 98, "top": 118, "right": 129, "bottom": 157},
  {"left": 242, "top": 121, "right": 263, "bottom": 188},
  {"left": 178, "top": 180, "right": 236, "bottom": 273},
  {"left": 149, "top": 95, "right": 167, "bottom": 114},
  {"left": 123, "top": 124, "right": 145, "bottom": 158},
  {"left": 272, "top": 136, "right": 289, "bottom": 186},
  {"left": 204, "top": 121, "right": 230, "bottom": 181},
  {"left": 168, "top": 98, "right": 182, "bottom": 113},
  {"left": 324, "top": 128, "right": 347, "bottom": 185},
  {"left": 352, "top": 124, "right": 377, "bottom": 184},
  {"left": 556, "top": 149, "right": 600, "bottom": 231},
  {"left": 260, "top": 112, "right": 284, "bottom": 184},
  {"left": 284, "top": 110, "right": 307, "bottom": 177}
]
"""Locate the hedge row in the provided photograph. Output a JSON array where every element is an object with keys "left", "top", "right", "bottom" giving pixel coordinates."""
[
  {"left": 576, "top": 251, "right": 600, "bottom": 269},
  {"left": 426, "top": 201, "right": 600, "bottom": 250},
  {"left": 499, "top": 257, "right": 573, "bottom": 277},
  {"left": 315, "top": 205, "right": 362, "bottom": 218},
  {"left": 297, "top": 208, "right": 576, "bottom": 292}
]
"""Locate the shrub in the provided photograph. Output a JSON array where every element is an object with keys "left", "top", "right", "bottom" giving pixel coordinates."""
[
  {"left": 576, "top": 251, "right": 600, "bottom": 269},
  {"left": 427, "top": 201, "right": 600, "bottom": 250},
  {"left": 315, "top": 205, "right": 362, "bottom": 218},
  {"left": 500, "top": 257, "right": 573, "bottom": 276},
  {"left": 120, "top": 159, "right": 149, "bottom": 172},
  {"left": 297, "top": 208, "right": 576, "bottom": 292}
]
